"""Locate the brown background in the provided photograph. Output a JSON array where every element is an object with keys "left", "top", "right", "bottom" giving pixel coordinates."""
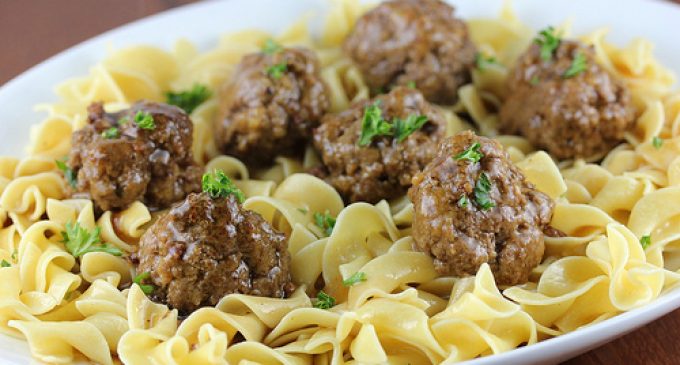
[{"left": 1, "top": 1, "right": 679, "bottom": 364}]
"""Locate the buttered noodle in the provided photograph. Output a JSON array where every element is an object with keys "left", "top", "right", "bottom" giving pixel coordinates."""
[{"left": 1, "top": 1, "right": 680, "bottom": 364}]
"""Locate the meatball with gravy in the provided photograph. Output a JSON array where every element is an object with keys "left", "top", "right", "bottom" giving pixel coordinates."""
[
  {"left": 499, "top": 33, "right": 635, "bottom": 160},
  {"left": 344, "top": 0, "right": 476, "bottom": 104},
  {"left": 408, "top": 131, "right": 554, "bottom": 285},
  {"left": 313, "top": 87, "right": 447, "bottom": 203},
  {"left": 215, "top": 47, "right": 329, "bottom": 165}
]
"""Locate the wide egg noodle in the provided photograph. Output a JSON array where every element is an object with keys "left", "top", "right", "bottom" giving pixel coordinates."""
[{"left": 2, "top": 0, "right": 680, "bottom": 363}]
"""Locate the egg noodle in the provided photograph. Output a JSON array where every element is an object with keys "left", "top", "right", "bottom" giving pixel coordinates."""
[{"left": 1, "top": 1, "right": 680, "bottom": 364}]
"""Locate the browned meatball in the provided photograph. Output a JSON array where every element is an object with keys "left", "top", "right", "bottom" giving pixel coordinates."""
[
  {"left": 499, "top": 40, "right": 635, "bottom": 160},
  {"left": 67, "top": 101, "right": 201, "bottom": 211},
  {"left": 344, "top": 0, "right": 476, "bottom": 104},
  {"left": 215, "top": 47, "right": 329, "bottom": 165},
  {"left": 136, "top": 192, "right": 294, "bottom": 314},
  {"left": 313, "top": 87, "right": 446, "bottom": 203},
  {"left": 408, "top": 131, "right": 554, "bottom": 285}
]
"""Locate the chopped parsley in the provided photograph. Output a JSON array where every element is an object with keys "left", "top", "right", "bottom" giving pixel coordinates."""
[
  {"left": 262, "top": 38, "right": 283, "bottom": 55},
  {"left": 118, "top": 116, "right": 129, "bottom": 125},
  {"left": 473, "top": 172, "right": 495, "bottom": 210},
  {"left": 530, "top": 75, "right": 540, "bottom": 85},
  {"left": 342, "top": 272, "right": 367, "bottom": 287},
  {"left": 358, "top": 102, "right": 428, "bottom": 146},
  {"left": 1, "top": 259, "right": 10, "bottom": 268},
  {"left": 133, "top": 111, "right": 156, "bottom": 130},
  {"left": 202, "top": 170, "right": 245, "bottom": 203},
  {"left": 534, "top": 26, "right": 561, "bottom": 61},
  {"left": 133, "top": 272, "right": 155, "bottom": 295},
  {"left": 393, "top": 115, "right": 429, "bottom": 143},
  {"left": 563, "top": 51, "right": 587, "bottom": 78},
  {"left": 457, "top": 195, "right": 469, "bottom": 208},
  {"left": 11, "top": 249, "right": 17, "bottom": 262},
  {"left": 166, "top": 84, "right": 211, "bottom": 114},
  {"left": 55, "top": 157, "right": 77, "bottom": 188},
  {"left": 266, "top": 62, "right": 288, "bottom": 79},
  {"left": 314, "top": 291, "right": 336, "bottom": 309},
  {"left": 314, "top": 211, "right": 336, "bottom": 237},
  {"left": 475, "top": 52, "right": 498, "bottom": 71},
  {"left": 652, "top": 136, "right": 663, "bottom": 149},
  {"left": 454, "top": 142, "right": 483, "bottom": 163},
  {"left": 358, "top": 102, "right": 393, "bottom": 146},
  {"left": 61, "top": 221, "right": 123, "bottom": 258},
  {"left": 406, "top": 81, "right": 416, "bottom": 89},
  {"left": 640, "top": 235, "right": 651, "bottom": 250},
  {"left": 101, "top": 127, "right": 119, "bottom": 139},
  {"left": 297, "top": 208, "right": 308, "bottom": 214}
]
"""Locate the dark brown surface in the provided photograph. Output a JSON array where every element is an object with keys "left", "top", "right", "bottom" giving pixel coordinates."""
[{"left": 1, "top": 1, "right": 679, "bottom": 364}]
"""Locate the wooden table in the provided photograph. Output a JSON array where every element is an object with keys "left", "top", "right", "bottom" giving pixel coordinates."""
[{"left": 1, "top": 1, "right": 679, "bottom": 364}]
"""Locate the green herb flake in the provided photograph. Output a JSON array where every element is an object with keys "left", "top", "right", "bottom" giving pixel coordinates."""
[
  {"left": 530, "top": 75, "right": 540, "bottom": 85},
  {"left": 652, "top": 136, "right": 663, "bottom": 149},
  {"left": 118, "top": 116, "right": 130, "bottom": 125},
  {"left": 202, "top": 170, "right": 246, "bottom": 203},
  {"left": 457, "top": 195, "right": 468, "bottom": 208},
  {"left": 262, "top": 38, "right": 283, "bottom": 55},
  {"left": 454, "top": 142, "right": 483, "bottom": 163},
  {"left": 56, "top": 157, "right": 77, "bottom": 188},
  {"left": 358, "top": 102, "right": 392, "bottom": 146},
  {"left": 1, "top": 259, "right": 10, "bottom": 268},
  {"left": 534, "top": 26, "right": 561, "bottom": 61},
  {"left": 393, "top": 115, "right": 428, "bottom": 143},
  {"left": 133, "top": 111, "right": 156, "bottom": 130},
  {"left": 61, "top": 221, "right": 123, "bottom": 258},
  {"left": 266, "top": 62, "right": 288, "bottom": 79},
  {"left": 166, "top": 84, "right": 211, "bottom": 114},
  {"left": 563, "top": 51, "right": 587, "bottom": 78},
  {"left": 342, "top": 272, "right": 367, "bottom": 287},
  {"left": 474, "top": 172, "right": 495, "bottom": 210},
  {"left": 11, "top": 249, "right": 17, "bottom": 262},
  {"left": 314, "top": 290, "right": 336, "bottom": 309},
  {"left": 101, "top": 127, "right": 119, "bottom": 139},
  {"left": 314, "top": 211, "right": 336, "bottom": 237},
  {"left": 297, "top": 208, "right": 308, "bottom": 214},
  {"left": 640, "top": 235, "right": 651, "bottom": 250},
  {"left": 475, "top": 52, "right": 498, "bottom": 71},
  {"left": 133, "top": 271, "right": 155, "bottom": 295},
  {"left": 406, "top": 81, "right": 416, "bottom": 89}
]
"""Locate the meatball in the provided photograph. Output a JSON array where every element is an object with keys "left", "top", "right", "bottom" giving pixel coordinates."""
[
  {"left": 408, "top": 131, "right": 554, "bottom": 285},
  {"left": 344, "top": 0, "right": 476, "bottom": 104},
  {"left": 499, "top": 40, "right": 635, "bottom": 160},
  {"left": 313, "top": 87, "right": 447, "bottom": 203},
  {"left": 136, "top": 192, "right": 294, "bottom": 314},
  {"left": 215, "top": 47, "right": 329, "bottom": 165},
  {"left": 67, "top": 101, "right": 202, "bottom": 211}
]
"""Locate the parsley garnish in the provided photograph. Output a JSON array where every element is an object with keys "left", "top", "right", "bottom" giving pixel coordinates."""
[
  {"left": 652, "top": 136, "right": 663, "bottom": 149},
  {"left": 342, "top": 272, "right": 367, "bottom": 286},
  {"left": 475, "top": 53, "right": 497, "bottom": 71},
  {"left": 530, "top": 75, "right": 540, "bottom": 85},
  {"left": 11, "top": 249, "right": 17, "bottom": 262},
  {"left": 266, "top": 62, "right": 287, "bottom": 79},
  {"left": 314, "top": 291, "right": 336, "bottom": 309},
  {"left": 454, "top": 142, "right": 483, "bottom": 163},
  {"left": 133, "top": 272, "right": 155, "bottom": 295},
  {"left": 406, "top": 81, "right": 416, "bottom": 89},
  {"left": 101, "top": 127, "right": 119, "bottom": 139},
  {"left": 1, "top": 260, "right": 10, "bottom": 268},
  {"left": 393, "top": 115, "right": 429, "bottom": 143},
  {"left": 563, "top": 51, "right": 587, "bottom": 78},
  {"left": 262, "top": 39, "right": 283, "bottom": 55},
  {"left": 640, "top": 235, "right": 651, "bottom": 250},
  {"left": 358, "top": 102, "right": 428, "bottom": 146},
  {"left": 61, "top": 221, "right": 123, "bottom": 258},
  {"left": 474, "top": 172, "right": 495, "bottom": 210},
  {"left": 297, "top": 208, "right": 308, "bottom": 214},
  {"left": 534, "top": 26, "right": 561, "bottom": 61},
  {"left": 118, "top": 116, "right": 129, "bottom": 125},
  {"left": 133, "top": 111, "right": 156, "bottom": 130},
  {"left": 457, "top": 195, "right": 468, "bottom": 208},
  {"left": 202, "top": 170, "right": 245, "bottom": 203},
  {"left": 166, "top": 84, "right": 211, "bottom": 114},
  {"left": 55, "top": 157, "right": 77, "bottom": 188},
  {"left": 314, "top": 211, "right": 336, "bottom": 237}
]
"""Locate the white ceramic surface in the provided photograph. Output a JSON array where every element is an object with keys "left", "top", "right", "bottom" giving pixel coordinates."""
[{"left": 1, "top": 0, "right": 679, "bottom": 363}]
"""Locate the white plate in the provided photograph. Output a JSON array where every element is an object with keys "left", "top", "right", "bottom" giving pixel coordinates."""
[{"left": 1, "top": 0, "right": 679, "bottom": 364}]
